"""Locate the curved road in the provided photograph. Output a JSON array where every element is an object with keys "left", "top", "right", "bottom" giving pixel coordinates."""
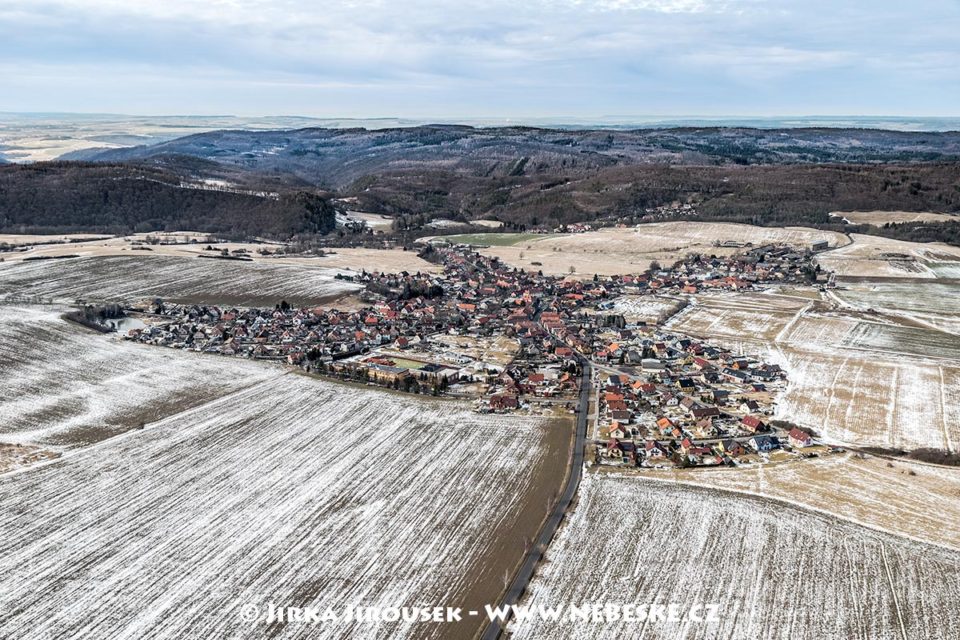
[{"left": 480, "top": 358, "right": 591, "bottom": 640}]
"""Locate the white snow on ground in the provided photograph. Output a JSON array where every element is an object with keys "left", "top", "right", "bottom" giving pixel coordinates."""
[
  {"left": 765, "top": 345, "right": 960, "bottom": 450},
  {"left": 0, "top": 255, "right": 360, "bottom": 306},
  {"left": 835, "top": 282, "right": 960, "bottom": 335},
  {"left": 0, "top": 375, "right": 554, "bottom": 640},
  {"left": 510, "top": 472, "right": 960, "bottom": 640},
  {"left": 0, "top": 306, "right": 280, "bottom": 448},
  {"left": 608, "top": 296, "right": 682, "bottom": 322},
  {"left": 666, "top": 452, "right": 960, "bottom": 551}
]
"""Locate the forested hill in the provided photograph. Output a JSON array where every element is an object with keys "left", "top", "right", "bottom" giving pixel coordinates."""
[
  {"left": 0, "top": 163, "right": 336, "bottom": 238},
  {"left": 64, "top": 126, "right": 960, "bottom": 189}
]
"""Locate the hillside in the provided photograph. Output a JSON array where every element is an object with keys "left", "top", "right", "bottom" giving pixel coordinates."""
[
  {"left": 65, "top": 126, "right": 960, "bottom": 189},
  {"left": 7, "top": 127, "right": 960, "bottom": 243},
  {"left": 0, "top": 163, "right": 335, "bottom": 238}
]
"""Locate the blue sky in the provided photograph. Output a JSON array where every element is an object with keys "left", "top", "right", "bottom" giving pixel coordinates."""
[{"left": 1, "top": 0, "right": 958, "bottom": 117}]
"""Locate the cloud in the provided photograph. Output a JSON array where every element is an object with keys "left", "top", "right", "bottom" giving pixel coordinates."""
[{"left": 0, "top": 0, "right": 957, "bottom": 116}]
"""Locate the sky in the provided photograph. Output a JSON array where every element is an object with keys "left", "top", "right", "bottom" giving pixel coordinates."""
[{"left": 0, "top": 0, "right": 958, "bottom": 118}]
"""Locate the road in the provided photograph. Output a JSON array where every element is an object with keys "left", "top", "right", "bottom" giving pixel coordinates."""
[{"left": 480, "top": 358, "right": 591, "bottom": 640}]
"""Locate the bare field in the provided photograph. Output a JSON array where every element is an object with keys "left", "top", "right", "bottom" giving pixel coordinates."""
[
  {"left": 768, "top": 345, "right": 960, "bottom": 451},
  {"left": 0, "top": 255, "right": 361, "bottom": 306},
  {"left": 0, "top": 233, "right": 110, "bottom": 247},
  {"left": 346, "top": 211, "right": 396, "bottom": 232},
  {"left": 510, "top": 472, "right": 960, "bottom": 640},
  {"left": 0, "top": 375, "right": 570, "bottom": 640},
  {"left": 667, "top": 452, "right": 960, "bottom": 551},
  {"left": 0, "top": 232, "right": 280, "bottom": 262},
  {"left": 841, "top": 321, "right": 960, "bottom": 360},
  {"left": 0, "top": 306, "right": 281, "bottom": 452},
  {"left": 669, "top": 304, "right": 798, "bottom": 343},
  {"left": 273, "top": 247, "right": 442, "bottom": 274},
  {"left": 833, "top": 282, "right": 960, "bottom": 334},
  {"left": 661, "top": 281, "right": 960, "bottom": 451},
  {"left": 475, "top": 222, "right": 845, "bottom": 277},
  {"left": 817, "top": 233, "right": 960, "bottom": 279},
  {"left": 833, "top": 210, "right": 957, "bottom": 226},
  {"left": 666, "top": 291, "right": 812, "bottom": 347}
]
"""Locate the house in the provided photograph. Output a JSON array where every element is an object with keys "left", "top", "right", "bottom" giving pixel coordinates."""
[
  {"left": 607, "top": 399, "right": 628, "bottom": 412},
  {"left": 490, "top": 394, "right": 519, "bottom": 410},
  {"left": 609, "top": 422, "right": 632, "bottom": 439},
  {"left": 681, "top": 438, "right": 715, "bottom": 461},
  {"left": 741, "top": 415, "right": 766, "bottom": 433},
  {"left": 690, "top": 405, "right": 721, "bottom": 420},
  {"left": 707, "top": 388, "right": 730, "bottom": 404},
  {"left": 606, "top": 439, "right": 638, "bottom": 464},
  {"left": 719, "top": 439, "right": 745, "bottom": 457},
  {"left": 788, "top": 427, "right": 813, "bottom": 448},
  {"left": 694, "top": 417, "right": 719, "bottom": 438},
  {"left": 740, "top": 399, "right": 760, "bottom": 413},
  {"left": 644, "top": 440, "right": 670, "bottom": 459},
  {"left": 748, "top": 435, "right": 780, "bottom": 453}
]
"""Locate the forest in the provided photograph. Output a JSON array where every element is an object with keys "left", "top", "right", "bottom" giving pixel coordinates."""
[
  {"left": 1, "top": 152, "right": 958, "bottom": 245},
  {"left": 0, "top": 163, "right": 336, "bottom": 238}
]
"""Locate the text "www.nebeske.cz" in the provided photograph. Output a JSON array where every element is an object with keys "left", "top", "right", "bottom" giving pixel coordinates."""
[{"left": 239, "top": 602, "right": 721, "bottom": 625}]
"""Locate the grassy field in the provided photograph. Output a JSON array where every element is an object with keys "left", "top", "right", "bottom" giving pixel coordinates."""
[
  {"left": 0, "top": 374, "right": 571, "bottom": 640},
  {"left": 439, "top": 232, "right": 555, "bottom": 246},
  {"left": 510, "top": 472, "right": 960, "bottom": 640}
]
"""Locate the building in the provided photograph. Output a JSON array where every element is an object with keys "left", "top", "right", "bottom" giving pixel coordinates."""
[{"left": 788, "top": 427, "right": 813, "bottom": 448}]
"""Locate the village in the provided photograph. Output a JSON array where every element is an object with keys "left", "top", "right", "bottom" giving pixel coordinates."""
[{"left": 121, "top": 239, "right": 830, "bottom": 469}]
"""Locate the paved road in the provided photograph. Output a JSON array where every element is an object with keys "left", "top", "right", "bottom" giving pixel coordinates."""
[{"left": 480, "top": 358, "right": 591, "bottom": 640}]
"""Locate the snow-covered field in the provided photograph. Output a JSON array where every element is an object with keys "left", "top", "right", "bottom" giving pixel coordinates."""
[
  {"left": 835, "top": 282, "right": 960, "bottom": 334},
  {"left": 833, "top": 210, "right": 958, "bottom": 226},
  {"left": 0, "top": 255, "right": 361, "bottom": 306},
  {"left": 607, "top": 296, "right": 683, "bottom": 323},
  {"left": 669, "top": 305, "right": 796, "bottom": 343},
  {"left": 668, "top": 452, "right": 960, "bottom": 551},
  {"left": 510, "top": 472, "right": 960, "bottom": 640},
  {"left": 664, "top": 288, "right": 960, "bottom": 451},
  {"left": 666, "top": 292, "right": 810, "bottom": 347},
  {"left": 766, "top": 345, "right": 960, "bottom": 451},
  {"left": 0, "top": 374, "right": 563, "bottom": 640},
  {"left": 478, "top": 222, "right": 847, "bottom": 278},
  {"left": 841, "top": 321, "right": 960, "bottom": 360},
  {"left": 816, "top": 233, "right": 960, "bottom": 279},
  {"left": 0, "top": 306, "right": 280, "bottom": 451}
]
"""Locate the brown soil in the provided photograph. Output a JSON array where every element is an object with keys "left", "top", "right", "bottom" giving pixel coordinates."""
[{"left": 435, "top": 416, "right": 575, "bottom": 640}]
